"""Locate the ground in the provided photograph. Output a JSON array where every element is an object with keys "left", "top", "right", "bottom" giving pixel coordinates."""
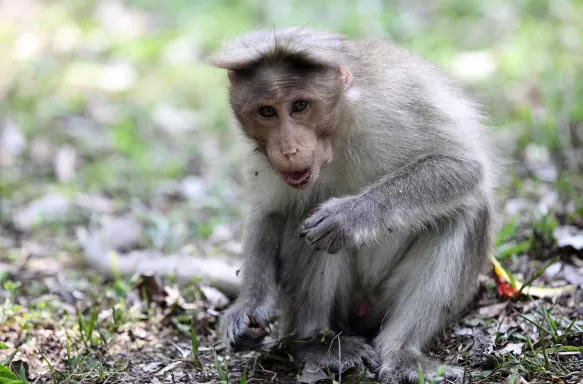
[{"left": 1, "top": 1, "right": 583, "bottom": 383}]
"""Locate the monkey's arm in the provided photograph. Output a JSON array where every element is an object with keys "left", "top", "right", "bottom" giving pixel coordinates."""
[
  {"left": 222, "top": 211, "right": 284, "bottom": 350},
  {"left": 364, "top": 155, "right": 484, "bottom": 229},
  {"left": 301, "top": 155, "right": 484, "bottom": 252},
  {"left": 238, "top": 212, "right": 283, "bottom": 304}
]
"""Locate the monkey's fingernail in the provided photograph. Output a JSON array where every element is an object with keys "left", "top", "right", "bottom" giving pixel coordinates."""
[{"left": 308, "top": 208, "right": 319, "bottom": 216}]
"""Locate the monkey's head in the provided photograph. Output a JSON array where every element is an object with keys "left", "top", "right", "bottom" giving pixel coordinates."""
[{"left": 207, "top": 28, "right": 353, "bottom": 189}]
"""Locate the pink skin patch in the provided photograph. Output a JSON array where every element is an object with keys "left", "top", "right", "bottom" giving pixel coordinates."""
[{"left": 355, "top": 298, "right": 371, "bottom": 318}]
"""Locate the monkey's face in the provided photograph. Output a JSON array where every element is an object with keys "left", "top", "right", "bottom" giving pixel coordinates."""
[
  {"left": 229, "top": 66, "right": 345, "bottom": 190},
  {"left": 248, "top": 98, "right": 337, "bottom": 189}
]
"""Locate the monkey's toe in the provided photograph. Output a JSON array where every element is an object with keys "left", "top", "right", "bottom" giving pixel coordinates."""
[
  {"left": 376, "top": 353, "right": 464, "bottom": 384},
  {"left": 228, "top": 325, "right": 267, "bottom": 352},
  {"left": 294, "top": 335, "right": 379, "bottom": 373}
]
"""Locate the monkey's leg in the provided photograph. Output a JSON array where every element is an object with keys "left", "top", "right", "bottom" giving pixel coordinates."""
[
  {"left": 278, "top": 222, "right": 379, "bottom": 372},
  {"left": 374, "top": 208, "right": 491, "bottom": 383}
]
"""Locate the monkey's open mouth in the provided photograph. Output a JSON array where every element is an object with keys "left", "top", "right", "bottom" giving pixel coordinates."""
[{"left": 280, "top": 168, "right": 312, "bottom": 188}]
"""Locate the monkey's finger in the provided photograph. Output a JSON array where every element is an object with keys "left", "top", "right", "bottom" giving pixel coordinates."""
[
  {"left": 307, "top": 228, "right": 336, "bottom": 250},
  {"left": 302, "top": 211, "right": 329, "bottom": 229},
  {"left": 299, "top": 224, "right": 317, "bottom": 238}
]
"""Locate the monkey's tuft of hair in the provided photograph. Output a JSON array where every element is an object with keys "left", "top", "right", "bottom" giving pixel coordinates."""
[{"left": 206, "top": 27, "right": 347, "bottom": 71}]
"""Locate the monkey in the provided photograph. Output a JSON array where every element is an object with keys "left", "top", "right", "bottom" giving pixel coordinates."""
[{"left": 207, "top": 27, "right": 497, "bottom": 383}]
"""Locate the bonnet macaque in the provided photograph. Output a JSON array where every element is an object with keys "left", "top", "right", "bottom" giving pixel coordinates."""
[{"left": 207, "top": 27, "right": 496, "bottom": 383}]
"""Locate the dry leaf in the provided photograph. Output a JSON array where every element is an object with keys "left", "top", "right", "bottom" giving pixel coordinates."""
[{"left": 297, "top": 362, "right": 328, "bottom": 384}]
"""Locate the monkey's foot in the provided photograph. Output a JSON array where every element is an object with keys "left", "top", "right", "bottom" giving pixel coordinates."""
[
  {"left": 376, "top": 352, "right": 464, "bottom": 384},
  {"left": 222, "top": 303, "right": 271, "bottom": 352},
  {"left": 293, "top": 334, "right": 380, "bottom": 372}
]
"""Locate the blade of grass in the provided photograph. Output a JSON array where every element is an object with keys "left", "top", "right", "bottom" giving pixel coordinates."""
[
  {"left": 213, "top": 349, "right": 228, "bottom": 384},
  {"left": 517, "top": 312, "right": 553, "bottom": 335},
  {"left": 191, "top": 326, "right": 199, "bottom": 359},
  {"left": 518, "top": 256, "right": 560, "bottom": 295},
  {"left": 239, "top": 366, "right": 247, "bottom": 384}
]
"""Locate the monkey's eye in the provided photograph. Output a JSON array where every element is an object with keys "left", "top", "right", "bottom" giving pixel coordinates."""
[
  {"left": 291, "top": 100, "right": 309, "bottom": 113},
  {"left": 258, "top": 106, "right": 276, "bottom": 118}
]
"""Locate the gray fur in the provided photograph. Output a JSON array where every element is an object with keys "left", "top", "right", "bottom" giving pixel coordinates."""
[{"left": 210, "top": 27, "right": 497, "bottom": 383}]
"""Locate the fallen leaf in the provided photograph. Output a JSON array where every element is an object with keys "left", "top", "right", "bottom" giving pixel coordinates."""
[
  {"left": 30, "top": 138, "right": 55, "bottom": 165},
  {"left": 563, "top": 265, "right": 583, "bottom": 287},
  {"left": 500, "top": 342, "right": 523, "bottom": 355},
  {"left": 209, "top": 224, "right": 234, "bottom": 244},
  {"left": 164, "top": 285, "right": 187, "bottom": 309},
  {"left": 200, "top": 286, "right": 230, "bottom": 308},
  {"left": 154, "top": 360, "right": 183, "bottom": 376},
  {"left": 478, "top": 302, "right": 508, "bottom": 318},
  {"left": 180, "top": 176, "right": 206, "bottom": 202},
  {"left": 297, "top": 362, "right": 329, "bottom": 384},
  {"left": 135, "top": 274, "right": 166, "bottom": 303},
  {"left": 54, "top": 145, "right": 76, "bottom": 183},
  {"left": 84, "top": 215, "right": 144, "bottom": 254},
  {"left": 12, "top": 193, "right": 73, "bottom": 231},
  {"left": 75, "top": 193, "right": 114, "bottom": 213},
  {"left": 504, "top": 198, "right": 530, "bottom": 217},
  {"left": 503, "top": 373, "right": 529, "bottom": 384},
  {"left": 553, "top": 225, "right": 583, "bottom": 250},
  {"left": 152, "top": 103, "right": 198, "bottom": 136},
  {"left": 10, "top": 360, "right": 29, "bottom": 379},
  {"left": 0, "top": 117, "right": 26, "bottom": 166},
  {"left": 543, "top": 261, "right": 562, "bottom": 278}
]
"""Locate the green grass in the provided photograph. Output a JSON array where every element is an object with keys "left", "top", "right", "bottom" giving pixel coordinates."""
[{"left": 475, "top": 301, "right": 583, "bottom": 382}]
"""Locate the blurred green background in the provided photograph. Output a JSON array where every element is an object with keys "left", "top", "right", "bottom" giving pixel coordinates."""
[{"left": 1, "top": 0, "right": 582, "bottom": 254}]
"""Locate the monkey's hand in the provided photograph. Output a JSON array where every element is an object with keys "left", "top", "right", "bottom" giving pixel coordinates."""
[
  {"left": 300, "top": 196, "right": 375, "bottom": 254},
  {"left": 222, "top": 302, "right": 271, "bottom": 351}
]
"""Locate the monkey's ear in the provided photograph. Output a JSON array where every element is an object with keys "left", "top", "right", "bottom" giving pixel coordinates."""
[
  {"left": 204, "top": 50, "right": 253, "bottom": 71},
  {"left": 338, "top": 66, "right": 353, "bottom": 88},
  {"left": 205, "top": 54, "right": 244, "bottom": 83}
]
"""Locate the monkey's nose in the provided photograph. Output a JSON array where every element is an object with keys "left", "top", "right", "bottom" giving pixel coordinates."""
[{"left": 282, "top": 148, "right": 298, "bottom": 156}]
